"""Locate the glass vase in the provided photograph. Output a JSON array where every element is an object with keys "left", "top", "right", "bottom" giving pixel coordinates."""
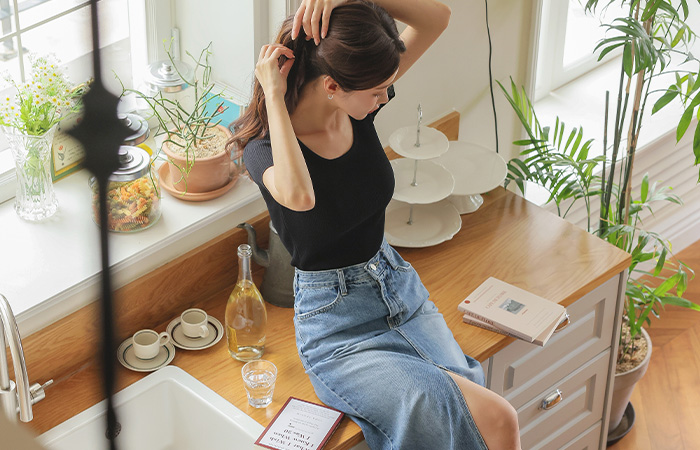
[{"left": 2, "top": 125, "right": 59, "bottom": 221}]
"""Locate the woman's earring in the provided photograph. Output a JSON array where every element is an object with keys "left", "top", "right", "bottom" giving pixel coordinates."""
[{"left": 328, "top": 94, "right": 334, "bottom": 100}]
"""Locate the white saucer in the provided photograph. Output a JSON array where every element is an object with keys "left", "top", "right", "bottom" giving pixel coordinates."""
[
  {"left": 433, "top": 141, "right": 507, "bottom": 195},
  {"left": 389, "top": 126, "right": 449, "bottom": 159},
  {"left": 166, "top": 315, "right": 224, "bottom": 350},
  {"left": 117, "top": 338, "right": 176, "bottom": 373},
  {"left": 391, "top": 159, "right": 455, "bottom": 204},
  {"left": 384, "top": 199, "right": 462, "bottom": 248}
]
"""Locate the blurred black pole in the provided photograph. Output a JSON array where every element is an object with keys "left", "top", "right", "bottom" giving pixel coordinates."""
[{"left": 67, "top": 1, "right": 131, "bottom": 449}]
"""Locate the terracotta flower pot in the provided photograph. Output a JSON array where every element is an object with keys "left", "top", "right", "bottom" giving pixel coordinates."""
[
  {"left": 161, "top": 124, "right": 234, "bottom": 193},
  {"left": 608, "top": 327, "right": 652, "bottom": 432}
]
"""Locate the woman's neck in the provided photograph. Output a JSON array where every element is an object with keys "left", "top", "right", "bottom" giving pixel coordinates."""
[{"left": 290, "top": 81, "right": 344, "bottom": 137}]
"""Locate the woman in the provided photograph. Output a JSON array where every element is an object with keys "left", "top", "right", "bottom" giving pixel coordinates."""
[{"left": 231, "top": 1, "right": 521, "bottom": 448}]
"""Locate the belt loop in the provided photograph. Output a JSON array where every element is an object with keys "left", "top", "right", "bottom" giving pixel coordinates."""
[{"left": 337, "top": 269, "right": 348, "bottom": 296}]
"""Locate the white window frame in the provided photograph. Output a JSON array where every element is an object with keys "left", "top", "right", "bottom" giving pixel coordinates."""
[
  {"left": 535, "top": 0, "right": 624, "bottom": 102},
  {"left": 0, "top": 0, "right": 164, "bottom": 204}
]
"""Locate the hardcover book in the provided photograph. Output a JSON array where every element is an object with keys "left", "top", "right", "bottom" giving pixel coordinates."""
[
  {"left": 458, "top": 277, "right": 567, "bottom": 345},
  {"left": 255, "top": 397, "right": 344, "bottom": 450},
  {"left": 462, "top": 311, "right": 567, "bottom": 346}
]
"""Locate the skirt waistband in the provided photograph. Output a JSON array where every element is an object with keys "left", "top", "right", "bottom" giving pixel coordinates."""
[{"left": 294, "top": 240, "right": 409, "bottom": 288}]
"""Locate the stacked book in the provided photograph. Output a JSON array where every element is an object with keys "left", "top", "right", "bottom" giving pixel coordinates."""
[{"left": 458, "top": 277, "right": 568, "bottom": 347}]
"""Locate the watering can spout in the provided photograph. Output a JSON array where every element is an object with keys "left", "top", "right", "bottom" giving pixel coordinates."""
[{"left": 237, "top": 222, "right": 270, "bottom": 267}]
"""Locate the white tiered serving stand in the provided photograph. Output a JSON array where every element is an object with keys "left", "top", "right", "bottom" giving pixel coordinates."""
[
  {"left": 385, "top": 106, "right": 462, "bottom": 248},
  {"left": 434, "top": 141, "right": 507, "bottom": 214}
]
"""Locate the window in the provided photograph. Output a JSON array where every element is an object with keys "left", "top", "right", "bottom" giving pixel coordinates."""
[
  {"left": 0, "top": 0, "right": 153, "bottom": 204},
  {"left": 535, "top": 0, "right": 627, "bottom": 101}
]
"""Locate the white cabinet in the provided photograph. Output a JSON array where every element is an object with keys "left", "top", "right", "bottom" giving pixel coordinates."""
[{"left": 482, "top": 273, "right": 625, "bottom": 450}]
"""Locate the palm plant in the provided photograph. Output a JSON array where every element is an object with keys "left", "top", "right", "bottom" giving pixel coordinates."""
[{"left": 499, "top": 0, "right": 700, "bottom": 366}]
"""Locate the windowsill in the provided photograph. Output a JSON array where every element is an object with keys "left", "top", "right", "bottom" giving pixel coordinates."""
[
  {"left": 0, "top": 158, "right": 267, "bottom": 337},
  {"left": 526, "top": 56, "right": 684, "bottom": 205},
  {"left": 0, "top": 149, "right": 15, "bottom": 203}
]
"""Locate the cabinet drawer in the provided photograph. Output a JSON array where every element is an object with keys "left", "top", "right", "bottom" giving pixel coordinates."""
[
  {"left": 489, "top": 274, "right": 620, "bottom": 406},
  {"left": 559, "top": 421, "right": 603, "bottom": 450},
  {"left": 519, "top": 352, "right": 608, "bottom": 450}
]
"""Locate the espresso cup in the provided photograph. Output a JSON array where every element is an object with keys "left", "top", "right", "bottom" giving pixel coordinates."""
[
  {"left": 132, "top": 329, "right": 170, "bottom": 360},
  {"left": 180, "top": 308, "right": 210, "bottom": 339}
]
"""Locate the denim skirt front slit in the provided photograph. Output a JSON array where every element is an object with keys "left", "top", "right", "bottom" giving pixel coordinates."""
[{"left": 293, "top": 240, "right": 488, "bottom": 450}]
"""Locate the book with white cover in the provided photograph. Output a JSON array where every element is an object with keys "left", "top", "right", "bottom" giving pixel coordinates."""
[
  {"left": 458, "top": 277, "right": 566, "bottom": 342},
  {"left": 462, "top": 310, "right": 568, "bottom": 346}
]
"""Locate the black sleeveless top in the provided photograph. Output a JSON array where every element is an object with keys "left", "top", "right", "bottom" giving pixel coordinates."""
[{"left": 243, "top": 86, "right": 395, "bottom": 271}]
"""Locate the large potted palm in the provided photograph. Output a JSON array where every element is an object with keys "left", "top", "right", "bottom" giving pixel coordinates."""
[{"left": 499, "top": 0, "right": 700, "bottom": 442}]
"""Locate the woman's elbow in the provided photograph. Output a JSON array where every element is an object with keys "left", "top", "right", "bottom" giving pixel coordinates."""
[
  {"left": 437, "top": 3, "right": 451, "bottom": 30},
  {"left": 286, "top": 191, "right": 315, "bottom": 212}
]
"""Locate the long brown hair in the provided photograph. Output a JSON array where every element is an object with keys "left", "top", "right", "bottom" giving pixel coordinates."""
[{"left": 227, "top": 0, "right": 406, "bottom": 152}]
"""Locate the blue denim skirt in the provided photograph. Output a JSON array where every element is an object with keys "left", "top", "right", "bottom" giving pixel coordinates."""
[{"left": 293, "top": 240, "right": 488, "bottom": 450}]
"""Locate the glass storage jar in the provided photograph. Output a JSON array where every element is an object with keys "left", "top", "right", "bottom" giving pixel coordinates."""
[{"left": 89, "top": 145, "right": 161, "bottom": 232}]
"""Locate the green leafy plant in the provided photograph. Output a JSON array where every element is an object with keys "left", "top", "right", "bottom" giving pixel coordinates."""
[
  {"left": 500, "top": 0, "right": 700, "bottom": 366},
  {"left": 499, "top": 75, "right": 699, "bottom": 366},
  {"left": 118, "top": 42, "right": 229, "bottom": 182},
  {"left": 0, "top": 54, "right": 88, "bottom": 197},
  {"left": 0, "top": 54, "right": 86, "bottom": 135}
]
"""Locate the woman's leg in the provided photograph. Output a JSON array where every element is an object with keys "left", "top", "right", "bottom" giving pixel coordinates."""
[{"left": 444, "top": 370, "right": 522, "bottom": 450}]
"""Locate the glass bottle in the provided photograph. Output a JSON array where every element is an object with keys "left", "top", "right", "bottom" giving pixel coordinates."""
[{"left": 226, "top": 244, "right": 267, "bottom": 361}]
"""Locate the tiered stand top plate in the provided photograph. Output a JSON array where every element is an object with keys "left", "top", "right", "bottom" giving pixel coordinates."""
[{"left": 388, "top": 126, "right": 449, "bottom": 159}]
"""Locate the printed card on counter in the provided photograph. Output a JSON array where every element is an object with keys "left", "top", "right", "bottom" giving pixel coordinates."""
[
  {"left": 255, "top": 397, "right": 344, "bottom": 450},
  {"left": 458, "top": 277, "right": 567, "bottom": 346}
]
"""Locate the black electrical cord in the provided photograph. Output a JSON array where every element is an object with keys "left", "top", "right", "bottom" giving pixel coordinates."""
[{"left": 485, "top": 0, "right": 499, "bottom": 154}]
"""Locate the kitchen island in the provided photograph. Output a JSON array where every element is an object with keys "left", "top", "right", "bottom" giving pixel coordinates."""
[{"left": 25, "top": 186, "right": 630, "bottom": 450}]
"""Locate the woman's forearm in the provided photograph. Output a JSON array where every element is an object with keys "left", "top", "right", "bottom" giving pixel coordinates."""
[
  {"left": 265, "top": 93, "right": 315, "bottom": 211},
  {"left": 370, "top": 0, "right": 451, "bottom": 35}
]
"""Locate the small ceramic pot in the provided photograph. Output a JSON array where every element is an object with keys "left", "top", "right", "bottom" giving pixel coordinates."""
[{"left": 161, "top": 124, "right": 234, "bottom": 193}]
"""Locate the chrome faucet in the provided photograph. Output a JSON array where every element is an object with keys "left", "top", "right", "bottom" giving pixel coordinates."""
[{"left": 0, "top": 294, "right": 52, "bottom": 422}]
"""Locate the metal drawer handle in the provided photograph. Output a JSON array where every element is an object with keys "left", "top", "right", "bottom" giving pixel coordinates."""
[
  {"left": 553, "top": 313, "right": 571, "bottom": 333},
  {"left": 540, "top": 389, "right": 563, "bottom": 410}
]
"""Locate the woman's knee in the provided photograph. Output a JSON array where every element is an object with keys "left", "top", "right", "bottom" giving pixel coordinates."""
[
  {"left": 444, "top": 370, "right": 521, "bottom": 449},
  {"left": 487, "top": 394, "right": 519, "bottom": 431}
]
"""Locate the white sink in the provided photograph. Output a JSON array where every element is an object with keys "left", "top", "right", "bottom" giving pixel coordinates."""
[{"left": 38, "top": 366, "right": 264, "bottom": 450}]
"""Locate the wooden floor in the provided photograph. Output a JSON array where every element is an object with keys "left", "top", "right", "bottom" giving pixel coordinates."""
[{"left": 610, "top": 239, "right": 700, "bottom": 449}]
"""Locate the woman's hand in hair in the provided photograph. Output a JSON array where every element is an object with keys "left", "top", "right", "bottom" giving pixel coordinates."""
[
  {"left": 292, "top": 0, "right": 347, "bottom": 45},
  {"left": 255, "top": 44, "right": 296, "bottom": 98}
]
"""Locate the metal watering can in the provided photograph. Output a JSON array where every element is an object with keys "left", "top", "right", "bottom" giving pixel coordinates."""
[{"left": 237, "top": 221, "right": 295, "bottom": 308}]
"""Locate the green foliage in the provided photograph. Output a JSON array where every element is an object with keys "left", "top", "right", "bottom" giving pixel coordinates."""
[
  {"left": 0, "top": 54, "right": 87, "bottom": 136},
  {"left": 117, "top": 41, "right": 229, "bottom": 185},
  {"left": 498, "top": 78, "right": 605, "bottom": 226},
  {"left": 501, "top": 78, "right": 697, "bottom": 363}
]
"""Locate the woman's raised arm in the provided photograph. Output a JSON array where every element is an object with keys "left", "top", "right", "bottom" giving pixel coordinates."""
[
  {"left": 293, "top": 0, "right": 451, "bottom": 82},
  {"left": 255, "top": 44, "right": 316, "bottom": 212}
]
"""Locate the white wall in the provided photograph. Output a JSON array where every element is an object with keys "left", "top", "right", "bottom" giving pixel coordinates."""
[
  {"left": 377, "top": 0, "right": 538, "bottom": 165},
  {"left": 171, "top": 0, "right": 537, "bottom": 160},
  {"left": 173, "top": 0, "right": 259, "bottom": 102}
]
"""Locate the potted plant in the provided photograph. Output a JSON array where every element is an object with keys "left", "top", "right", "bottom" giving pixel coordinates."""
[
  {"left": 120, "top": 42, "right": 240, "bottom": 196},
  {"left": 0, "top": 54, "right": 86, "bottom": 221},
  {"left": 498, "top": 0, "right": 700, "bottom": 441}
]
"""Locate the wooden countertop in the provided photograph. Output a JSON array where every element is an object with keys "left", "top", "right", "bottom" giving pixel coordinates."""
[{"left": 27, "top": 187, "right": 631, "bottom": 450}]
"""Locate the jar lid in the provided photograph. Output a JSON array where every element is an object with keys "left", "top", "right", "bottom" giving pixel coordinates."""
[
  {"left": 144, "top": 60, "right": 193, "bottom": 93},
  {"left": 110, "top": 146, "right": 151, "bottom": 182},
  {"left": 120, "top": 113, "right": 149, "bottom": 146}
]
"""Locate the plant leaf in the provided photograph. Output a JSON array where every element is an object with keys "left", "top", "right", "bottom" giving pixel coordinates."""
[
  {"left": 652, "top": 86, "right": 679, "bottom": 115},
  {"left": 641, "top": 173, "right": 649, "bottom": 203},
  {"left": 623, "top": 42, "right": 634, "bottom": 78},
  {"left": 653, "top": 247, "right": 667, "bottom": 277},
  {"left": 654, "top": 273, "right": 681, "bottom": 296},
  {"left": 693, "top": 123, "right": 700, "bottom": 166}
]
